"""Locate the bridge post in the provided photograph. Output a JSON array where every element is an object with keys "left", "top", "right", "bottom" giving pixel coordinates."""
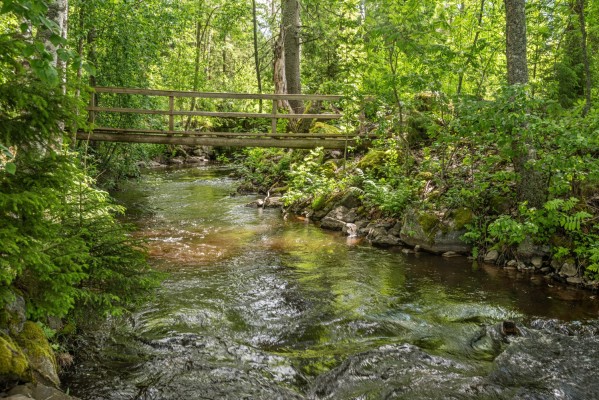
[
  {"left": 168, "top": 95, "right": 174, "bottom": 136},
  {"left": 271, "top": 99, "right": 277, "bottom": 134},
  {"left": 88, "top": 92, "right": 96, "bottom": 125}
]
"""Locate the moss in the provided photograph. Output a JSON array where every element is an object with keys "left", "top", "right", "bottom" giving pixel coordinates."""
[
  {"left": 451, "top": 208, "right": 474, "bottom": 230},
  {"left": 16, "top": 322, "right": 56, "bottom": 368},
  {"left": 357, "top": 150, "right": 387, "bottom": 172},
  {"left": 0, "top": 334, "right": 29, "bottom": 380},
  {"left": 310, "top": 122, "right": 341, "bottom": 135},
  {"left": 311, "top": 194, "right": 328, "bottom": 211},
  {"left": 418, "top": 211, "right": 440, "bottom": 237}
]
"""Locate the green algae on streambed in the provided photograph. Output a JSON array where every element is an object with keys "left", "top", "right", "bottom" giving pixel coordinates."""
[{"left": 63, "top": 166, "right": 599, "bottom": 400}]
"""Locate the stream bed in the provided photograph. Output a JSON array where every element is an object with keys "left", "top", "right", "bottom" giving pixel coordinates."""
[{"left": 63, "top": 166, "right": 599, "bottom": 399}]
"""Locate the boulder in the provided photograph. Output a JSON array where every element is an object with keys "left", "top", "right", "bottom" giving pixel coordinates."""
[
  {"left": 567, "top": 277, "right": 583, "bottom": 285},
  {"left": 0, "top": 335, "right": 29, "bottom": 383},
  {"left": 264, "top": 197, "right": 284, "bottom": 208},
  {"left": 399, "top": 209, "right": 472, "bottom": 254},
  {"left": 484, "top": 250, "right": 499, "bottom": 263},
  {"left": 185, "top": 156, "right": 208, "bottom": 164},
  {"left": 8, "top": 383, "right": 79, "bottom": 400},
  {"left": 16, "top": 322, "right": 60, "bottom": 388},
  {"left": 337, "top": 189, "right": 362, "bottom": 209},
  {"left": 167, "top": 157, "right": 185, "bottom": 165},
  {"left": 531, "top": 257, "right": 543, "bottom": 269},
  {"left": 559, "top": 262, "right": 578, "bottom": 278},
  {"left": 3, "top": 296, "right": 26, "bottom": 336},
  {"left": 366, "top": 224, "right": 403, "bottom": 247},
  {"left": 320, "top": 217, "right": 346, "bottom": 231},
  {"left": 516, "top": 238, "right": 550, "bottom": 261}
]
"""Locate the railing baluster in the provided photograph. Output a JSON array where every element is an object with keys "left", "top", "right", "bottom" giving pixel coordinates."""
[
  {"left": 168, "top": 95, "right": 174, "bottom": 136},
  {"left": 271, "top": 99, "right": 277, "bottom": 134}
]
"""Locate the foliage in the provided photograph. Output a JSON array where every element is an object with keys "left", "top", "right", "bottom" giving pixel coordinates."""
[
  {"left": 285, "top": 148, "right": 346, "bottom": 205},
  {"left": 0, "top": 154, "right": 159, "bottom": 319},
  {"left": 234, "top": 148, "right": 298, "bottom": 192}
]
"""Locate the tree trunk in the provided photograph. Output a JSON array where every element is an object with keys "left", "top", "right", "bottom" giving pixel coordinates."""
[
  {"left": 505, "top": 0, "right": 528, "bottom": 85},
  {"left": 252, "top": 0, "right": 263, "bottom": 112},
  {"left": 281, "top": 0, "right": 302, "bottom": 114},
  {"left": 577, "top": 0, "right": 592, "bottom": 117},
  {"left": 273, "top": 28, "right": 291, "bottom": 111},
  {"left": 504, "top": 0, "right": 546, "bottom": 209}
]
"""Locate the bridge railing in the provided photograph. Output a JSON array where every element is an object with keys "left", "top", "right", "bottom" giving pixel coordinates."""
[{"left": 80, "top": 87, "right": 375, "bottom": 148}]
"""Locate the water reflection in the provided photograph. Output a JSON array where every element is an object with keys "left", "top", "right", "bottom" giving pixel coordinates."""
[{"left": 64, "top": 166, "right": 599, "bottom": 399}]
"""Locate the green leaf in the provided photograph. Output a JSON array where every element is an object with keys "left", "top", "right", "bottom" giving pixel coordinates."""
[
  {"left": 5, "top": 162, "right": 16, "bottom": 175},
  {"left": 49, "top": 33, "right": 63, "bottom": 46}
]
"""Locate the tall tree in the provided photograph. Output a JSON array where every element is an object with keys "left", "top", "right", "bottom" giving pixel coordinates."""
[
  {"left": 252, "top": 0, "right": 263, "bottom": 112},
  {"left": 505, "top": 0, "right": 528, "bottom": 85},
  {"left": 281, "top": 0, "right": 302, "bottom": 113},
  {"left": 577, "top": 0, "right": 592, "bottom": 116},
  {"left": 504, "top": 0, "right": 546, "bottom": 209}
]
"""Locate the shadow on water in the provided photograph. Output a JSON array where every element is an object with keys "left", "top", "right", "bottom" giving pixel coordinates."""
[{"left": 64, "top": 166, "right": 599, "bottom": 400}]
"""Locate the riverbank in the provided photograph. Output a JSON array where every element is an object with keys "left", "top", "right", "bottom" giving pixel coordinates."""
[{"left": 235, "top": 144, "right": 599, "bottom": 292}]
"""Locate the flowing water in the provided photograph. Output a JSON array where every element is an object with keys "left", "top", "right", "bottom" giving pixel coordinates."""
[{"left": 64, "top": 166, "right": 599, "bottom": 400}]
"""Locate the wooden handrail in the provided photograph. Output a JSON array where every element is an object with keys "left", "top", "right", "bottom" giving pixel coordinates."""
[
  {"left": 87, "top": 106, "right": 342, "bottom": 120},
  {"left": 93, "top": 86, "right": 343, "bottom": 101}
]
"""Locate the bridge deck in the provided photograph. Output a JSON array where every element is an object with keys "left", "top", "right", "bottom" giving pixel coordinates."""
[{"left": 78, "top": 87, "right": 372, "bottom": 149}]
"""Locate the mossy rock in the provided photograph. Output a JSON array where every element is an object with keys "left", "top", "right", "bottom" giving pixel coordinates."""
[
  {"left": 417, "top": 211, "right": 441, "bottom": 238},
  {"left": 400, "top": 208, "right": 472, "bottom": 254},
  {"left": 0, "top": 334, "right": 29, "bottom": 383},
  {"left": 310, "top": 122, "right": 341, "bottom": 135},
  {"left": 450, "top": 208, "right": 474, "bottom": 231},
  {"left": 16, "top": 322, "right": 59, "bottom": 388},
  {"left": 357, "top": 150, "right": 390, "bottom": 177}
]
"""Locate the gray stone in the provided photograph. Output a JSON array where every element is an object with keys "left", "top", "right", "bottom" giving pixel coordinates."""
[
  {"left": 366, "top": 226, "right": 403, "bottom": 247},
  {"left": 320, "top": 217, "right": 346, "bottom": 231},
  {"left": 540, "top": 267, "right": 551, "bottom": 273},
  {"left": 264, "top": 197, "right": 283, "bottom": 208},
  {"left": 387, "top": 221, "right": 403, "bottom": 237},
  {"left": 560, "top": 262, "right": 578, "bottom": 277},
  {"left": 4, "top": 295, "right": 26, "bottom": 335},
  {"left": 8, "top": 383, "right": 79, "bottom": 400},
  {"left": 167, "top": 157, "right": 185, "bottom": 165},
  {"left": 337, "top": 189, "right": 362, "bottom": 209},
  {"left": 506, "top": 260, "right": 518, "bottom": 267},
  {"left": 516, "top": 237, "right": 549, "bottom": 260},
  {"left": 399, "top": 209, "right": 471, "bottom": 254},
  {"left": 185, "top": 156, "right": 208, "bottom": 164},
  {"left": 531, "top": 257, "right": 543, "bottom": 268},
  {"left": 567, "top": 277, "right": 583, "bottom": 285},
  {"left": 484, "top": 250, "right": 499, "bottom": 263},
  {"left": 516, "top": 262, "right": 528, "bottom": 271}
]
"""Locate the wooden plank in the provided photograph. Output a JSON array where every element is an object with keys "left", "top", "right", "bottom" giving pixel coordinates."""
[
  {"left": 93, "top": 86, "right": 343, "bottom": 101},
  {"left": 76, "top": 132, "right": 355, "bottom": 149},
  {"left": 88, "top": 107, "right": 341, "bottom": 120},
  {"left": 90, "top": 127, "right": 380, "bottom": 139}
]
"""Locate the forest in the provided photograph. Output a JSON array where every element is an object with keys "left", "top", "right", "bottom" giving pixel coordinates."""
[{"left": 0, "top": 0, "right": 598, "bottom": 397}]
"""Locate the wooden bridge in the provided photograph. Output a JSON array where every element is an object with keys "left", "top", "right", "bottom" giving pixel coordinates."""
[{"left": 76, "top": 87, "right": 374, "bottom": 149}]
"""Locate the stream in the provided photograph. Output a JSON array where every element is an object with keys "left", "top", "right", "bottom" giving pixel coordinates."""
[{"left": 63, "top": 166, "right": 599, "bottom": 400}]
